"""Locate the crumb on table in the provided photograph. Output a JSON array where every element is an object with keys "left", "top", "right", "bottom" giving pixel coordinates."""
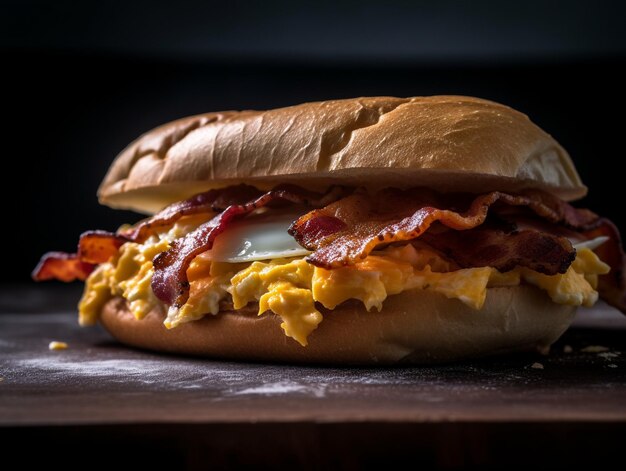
[
  {"left": 48, "top": 341, "right": 68, "bottom": 351},
  {"left": 581, "top": 345, "right": 610, "bottom": 353}
]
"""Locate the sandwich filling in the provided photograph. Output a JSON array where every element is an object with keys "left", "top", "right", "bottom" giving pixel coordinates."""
[{"left": 33, "top": 184, "right": 626, "bottom": 347}]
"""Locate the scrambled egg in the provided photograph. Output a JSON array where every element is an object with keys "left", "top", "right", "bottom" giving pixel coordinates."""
[{"left": 78, "top": 220, "right": 611, "bottom": 347}]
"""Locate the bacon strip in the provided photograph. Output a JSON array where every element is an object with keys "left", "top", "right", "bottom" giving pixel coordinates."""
[
  {"left": 32, "top": 231, "right": 126, "bottom": 282},
  {"left": 32, "top": 252, "right": 94, "bottom": 282},
  {"left": 289, "top": 188, "right": 600, "bottom": 269},
  {"left": 518, "top": 190, "right": 599, "bottom": 229},
  {"left": 421, "top": 227, "right": 575, "bottom": 275},
  {"left": 121, "top": 184, "right": 263, "bottom": 242},
  {"left": 33, "top": 185, "right": 345, "bottom": 284},
  {"left": 78, "top": 230, "right": 128, "bottom": 264},
  {"left": 151, "top": 186, "right": 347, "bottom": 307},
  {"left": 122, "top": 184, "right": 345, "bottom": 242}
]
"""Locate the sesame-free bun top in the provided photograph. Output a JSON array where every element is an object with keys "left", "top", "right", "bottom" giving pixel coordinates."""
[{"left": 99, "top": 96, "right": 585, "bottom": 214}]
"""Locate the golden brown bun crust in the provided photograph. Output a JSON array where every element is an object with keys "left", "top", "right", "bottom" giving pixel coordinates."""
[
  {"left": 100, "top": 286, "right": 576, "bottom": 365},
  {"left": 98, "top": 96, "right": 585, "bottom": 214}
]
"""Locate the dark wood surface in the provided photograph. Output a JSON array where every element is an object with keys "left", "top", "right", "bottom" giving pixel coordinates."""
[
  {"left": 2, "top": 312, "right": 626, "bottom": 425},
  {"left": 1, "top": 285, "right": 625, "bottom": 467}
]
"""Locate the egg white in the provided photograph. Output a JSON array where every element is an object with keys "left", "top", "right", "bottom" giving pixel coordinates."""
[{"left": 204, "top": 209, "right": 310, "bottom": 262}]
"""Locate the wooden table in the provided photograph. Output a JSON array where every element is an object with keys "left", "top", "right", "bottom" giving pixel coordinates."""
[{"left": 1, "top": 285, "right": 625, "bottom": 468}]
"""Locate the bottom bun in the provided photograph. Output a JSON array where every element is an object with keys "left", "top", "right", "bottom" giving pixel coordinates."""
[{"left": 100, "top": 286, "right": 576, "bottom": 365}]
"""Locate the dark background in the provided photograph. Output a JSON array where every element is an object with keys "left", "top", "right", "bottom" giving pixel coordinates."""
[{"left": 3, "top": 0, "right": 626, "bottom": 283}]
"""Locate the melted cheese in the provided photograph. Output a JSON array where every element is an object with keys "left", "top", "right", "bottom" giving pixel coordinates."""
[{"left": 78, "top": 218, "right": 612, "bottom": 347}]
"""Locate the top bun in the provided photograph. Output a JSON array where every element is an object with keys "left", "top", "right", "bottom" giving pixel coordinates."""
[{"left": 99, "top": 96, "right": 585, "bottom": 214}]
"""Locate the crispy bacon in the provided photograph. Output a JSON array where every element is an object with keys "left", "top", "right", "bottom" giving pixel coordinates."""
[
  {"left": 289, "top": 188, "right": 600, "bottom": 269},
  {"left": 421, "top": 227, "right": 576, "bottom": 275},
  {"left": 31, "top": 231, "right": 126, "bottom": 282},
  {"left": 121, "top": 184, "right": 263, "bottom": 242},
  {"left": 122, "top": 184, "right": 344, "bottom": 243},
  {"left": 517, "top": 190, "right": 599, "bottom": 229},
  {"left": 33, "top": 185, "right": 344, "bottom": 284},
  {"left": 32, "top": 252, "right": 94, "bottom": 282},
  {"left": 151, "top": 186, "right": 347, "bottom": 307},
  {"left": 78, "top": 230, "right": 128, "bottom": 264}
]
